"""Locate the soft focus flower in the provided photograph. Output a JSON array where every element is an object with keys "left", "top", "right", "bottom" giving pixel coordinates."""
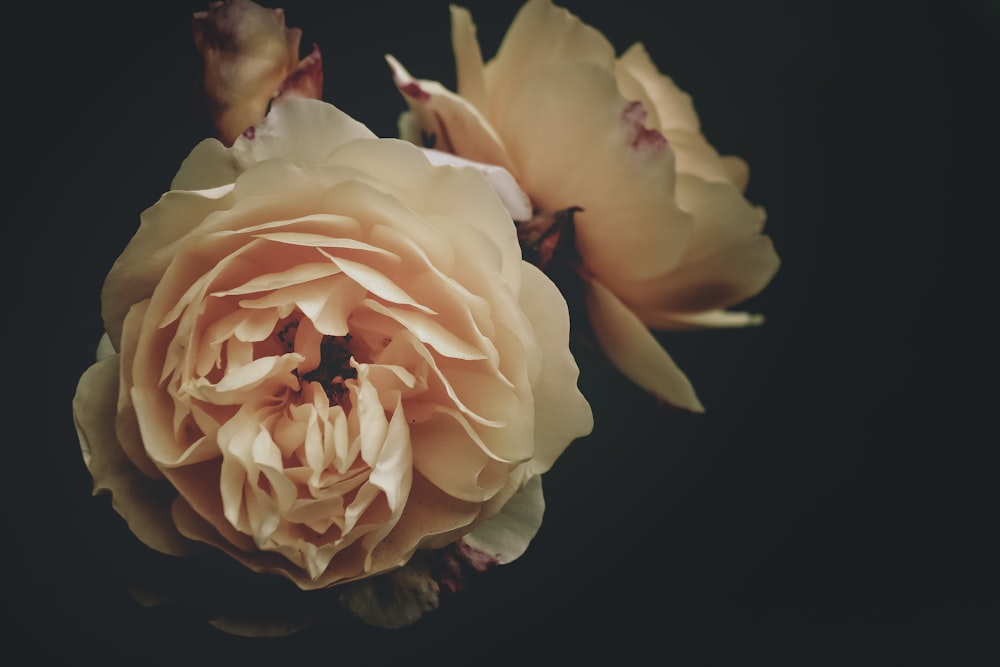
[
  {"left": 193, "top": 0, "right": 323, "bottom": 145},
  {"left": 387, "top": 0, "right": 780, "bottom": 410},
  {"left": 72, "top": 97, "right": 592, "bottom": 627}
]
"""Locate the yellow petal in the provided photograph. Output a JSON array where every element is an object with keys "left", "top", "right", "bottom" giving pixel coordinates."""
[
  {"left": 500, "top": 63, "right": 694, "bottom": 282},
  {"left": 583, "top": 277, "right": 704, "bottom": 412},
  {"left": 483, "top": 0, "right": 616, "bottom": 124},
  {"left": 451, "top": 5, "right": 488, "bottom": 109},
  {"left": 73, "top": 355, "right": 197, "bottom": 556},
  {"left": 615, "top": 42, "right": 701, "bottom": 133},
  {"left": 637, "top": 308, "right": 765, "bottom": 331},
  {"left": 385, "top": 54, "right": 515, "bottom": 173},
  {"left": 516, "top": 263, "right": 592, "bottom": 474},
  {"left": 620, "top": 174, "right": 779, "bottom": 315},
  {"left": 662, "top": 128, "right": 740, "bottom": 186}
]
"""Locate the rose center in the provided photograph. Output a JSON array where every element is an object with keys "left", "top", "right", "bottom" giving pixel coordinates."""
[
  {"left": 301, "top": 334, "right": 358, "bottom": 406},
  {"left": 274, "top": 318, "right": 365, "bottom": 407}
]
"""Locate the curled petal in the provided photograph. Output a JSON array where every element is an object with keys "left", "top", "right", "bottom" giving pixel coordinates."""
[
  {"left": 386, "top": 54, "right": 515, "bottom": 173},
  {"left": 277, "top": 42, "right": 323, "bottom": 101},
  {"left": 583, "top": 277, "right": 704, "bottom": 412}
]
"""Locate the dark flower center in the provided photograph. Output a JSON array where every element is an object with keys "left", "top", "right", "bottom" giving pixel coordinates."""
[{"left": 301, "top": 334, "right": 357, "bottom": 405}]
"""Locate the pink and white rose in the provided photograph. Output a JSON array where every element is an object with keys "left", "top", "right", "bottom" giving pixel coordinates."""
[
  {"left": 72, "top": 97, "right": 592, "bottom": 625},
  {"left": 387, "top": 0, "right": 780, "bottom": 410}
]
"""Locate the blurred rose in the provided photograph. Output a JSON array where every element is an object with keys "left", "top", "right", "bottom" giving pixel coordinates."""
[
  {"left": 388, "top": 0, "right": 780, "bottom": 410},
  {"left": 193, "top": 0, "right": 323, "bottom": 145},
  {"left": 72, "top": 98, "right": 592, "bottom": 624}
]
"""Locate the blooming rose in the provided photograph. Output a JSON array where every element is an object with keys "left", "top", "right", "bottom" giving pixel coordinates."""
[
  {"left": 193, "top": 0, "right": 323, "bottom": 145},
  {"left": 72, "top": 98, "right": 592, "bottom": 623},
  {"left": 387, "top": 0, "right": 780, "bottom": 410}
]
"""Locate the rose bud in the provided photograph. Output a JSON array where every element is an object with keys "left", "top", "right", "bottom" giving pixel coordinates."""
[{"left": 193, "top": 0, "right": 323, "bottom": 145}]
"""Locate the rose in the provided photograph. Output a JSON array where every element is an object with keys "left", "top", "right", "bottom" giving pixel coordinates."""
[
  {"left": 387, "top": 0, "right": 780, "bottom": 410},
  {"left": 72, "top": 97, "right": 592, "bottom": 627},
  {"left": 193, "top": 0, "right": 323, "bottom": 145}
]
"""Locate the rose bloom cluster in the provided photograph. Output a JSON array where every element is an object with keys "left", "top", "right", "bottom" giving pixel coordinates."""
[{"left": 72, "top": 0, "right": 779, "bottom": 633}]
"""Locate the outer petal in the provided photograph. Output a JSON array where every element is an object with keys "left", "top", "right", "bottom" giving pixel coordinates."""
[
  {"left": 72, "top": 355, "right": 197, "bottom": 556},
  {"left": 386, "top": 55, "right": 515, "bottom": 173},
  {"left": 462, "top": 474, "right": 544, "bottom": 564},
  {"left": 482, "top": 0, "right": 616, "bottom": 124},
  {"left": 517, "top": 263, "right": 592, "bottom": 474},
  {"left": 638, "top": 308, "right": 765, "bottom": 331},
  {"left": 614, "top": 42, "right": 701, "bottom": 134},
  {"left": 451, "top": 5, "right": 488, "bottom": 110},
  {"left": 173, "top": 98, "right": 374, "bottom": 191},
  {"left": 419, "top": 148, "right": 533, "bottom": 221},
  {"left": 225, "top": 97, "right": 375, "bottom": 175},
  {"left": 500, "top": 63, "right": 694, "bottom": 282},
  {"left": 620, "top": 174, "right": 780, "bottom": 315},
  {"left": 583, "top": 277, "right": 704, "bottom": 412},
  {"left": 662, "top": 128, "right": 742, "bottom": 186},
  {"left": 101, "top": 185, "right": 234, "bottom": 347}
]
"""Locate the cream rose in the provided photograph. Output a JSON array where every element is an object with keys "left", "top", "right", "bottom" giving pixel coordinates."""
[
  {"left": 387, "top": 0, "right": 780, "bottom": 410},
  {"left": 72, "top": 98, "right": 592, "bottom": 609}
]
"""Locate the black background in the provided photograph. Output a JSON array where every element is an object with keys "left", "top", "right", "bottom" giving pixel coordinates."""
[{"left": 8, "top": 0, "right": 999, "bottom": 663}]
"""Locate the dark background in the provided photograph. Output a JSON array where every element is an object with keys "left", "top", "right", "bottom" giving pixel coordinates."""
[{"left": 8, "top": 0, "right": 998, "bottom": 663}]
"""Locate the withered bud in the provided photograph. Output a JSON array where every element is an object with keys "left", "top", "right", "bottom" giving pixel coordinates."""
[{"left": 193, "top": 0, "right": 323, "bottom": 145}]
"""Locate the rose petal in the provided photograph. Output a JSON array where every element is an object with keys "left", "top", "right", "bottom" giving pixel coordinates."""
[
  {"left": 637, "top": 308, "right": 765, "bottom": 331},
  {"left": 462, "top": 474, "right": 545, "bottom": 564},
  {"left": 482, "top": 0, "right": 616, "bottom": 124},
  {"left": 420, "top": 147, "right": 533, "bottom": 221},
  {"left": 276, "top": 42, "right": 323, "bottom": 102},
  {"left": 226, "top": 98, "right": 375, "bottom": 173},
  {"left": 386, "top": 54, "right": 515, "bottom": 173},
  {"left": 583, "top": 277, "right": 704, "bottom": 411},
  {"left": 614, "top": 42, "right": 701, "bottom": 134},
  {"left": 516, "top": 263, "right": 592, "bottom": 474},
  {"left": 499, "top": 63, "right": 695, "bottom": 282},
  {"left": 73, "top": 355, "right": 197, "bottom": 556},
  {"left": 620, "top": 174, "right": 780, "bottom": 314},
  {"left": 661, "top": 128, "right": 741, "bottom": 186},
  {"left": 450, "top": 5, "right": 488, "bottom": 109},
  {"left": 328, "top": 138, "right": 525, "bottom": 289},
  {"left": 719, "top": 155, "right": 751, "bottom": 193},
  {"left": 102, "top": 186, "right": 235, "bottom": 347}
]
